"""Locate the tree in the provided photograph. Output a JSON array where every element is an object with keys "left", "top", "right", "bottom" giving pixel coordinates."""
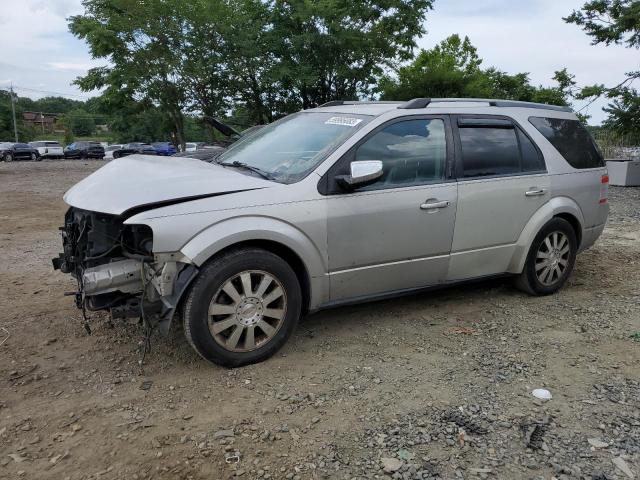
[
  {"left": 603, "top": 87, "right": 640, "bottom": 138},
  {"left": 565, "top": 1, "right": 640, "bottom": 134},
  {"left": 379, "top": 35, "right": 574, "bottom": 107},
  {"left": 268, "top": 0, "right": 435, "bottom": 110},
  {"left": 69, "top": 0, "right": 190, "bottom": 149},
  {"left": 69, "top": 0, "right": 437, "bottom": 129},
  {"left": 67, "top": 108, "right": 96, "bottom": 136},
  {"left": 0, "top": 90, "right": 35, "bottom": 142},
  {"left": 565, "top": 0, "right": 640, "bottom": 47}
]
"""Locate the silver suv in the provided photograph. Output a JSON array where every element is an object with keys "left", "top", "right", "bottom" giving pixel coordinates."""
[{"left": 53, "top": 98, "right": 609, "bottom": 367}]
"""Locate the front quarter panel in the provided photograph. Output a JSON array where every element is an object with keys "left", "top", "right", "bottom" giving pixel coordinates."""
[{"left": 125, "top": 185, "right": 329, "bottom": 308}]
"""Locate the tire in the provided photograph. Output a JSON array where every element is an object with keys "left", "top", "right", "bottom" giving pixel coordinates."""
[
  {"left": 4, "top": 153, "right": 12, "bottom": 162},
  {"left": 514, "top": 217, "right": 577, "bottom": 296},
  {"left": 31, "top": 153, "right": 39, "bottom": 161},
  {"left": 183, "top": 248, "right": 302, "bottom": 367}
]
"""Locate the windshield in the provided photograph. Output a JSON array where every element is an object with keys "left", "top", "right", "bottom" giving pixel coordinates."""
[{"left": 217, "top": 112, "right": 372, "bottom": 183}]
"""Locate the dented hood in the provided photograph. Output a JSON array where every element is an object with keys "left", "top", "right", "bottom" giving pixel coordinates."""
[{"left": 64, "top": 154, "right": 273, "bottom": 216}]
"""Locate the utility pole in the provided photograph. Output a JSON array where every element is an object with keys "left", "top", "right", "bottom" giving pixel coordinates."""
[{"left": 10, "top": 83, "right": 18, "bottom": 142}]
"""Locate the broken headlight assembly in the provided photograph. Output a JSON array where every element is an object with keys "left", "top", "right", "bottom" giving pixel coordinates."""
[{"left": 52, "top": 207, "right": 196, "bottom": 333}]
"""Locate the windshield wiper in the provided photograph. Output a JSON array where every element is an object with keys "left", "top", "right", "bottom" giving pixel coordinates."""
[{"left": 218, "top": 160, "right": 276, "bottom": 181}]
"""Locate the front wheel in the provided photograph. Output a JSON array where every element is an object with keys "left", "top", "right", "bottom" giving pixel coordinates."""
[
  {"left": 514, "top": 217, "right": 577, "bottom": 295},
  {"left": 31, "top": 153, "right": 39, "bottom": 161},
  {"left": 4, "top": 153, "right": 12, "bottom": 162},
  {"left": 183, "top": 248, "right": 302, "bottom": 367}
]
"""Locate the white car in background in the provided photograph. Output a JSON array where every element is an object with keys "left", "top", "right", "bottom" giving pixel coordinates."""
[
  {"left": 104, "top": 144, "right": 123, "bottom": 160},
  {"left": 29, "top": 141, "right": 64, "bottom": 159}
]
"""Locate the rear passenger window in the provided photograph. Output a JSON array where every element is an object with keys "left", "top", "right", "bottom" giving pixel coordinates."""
[
  {"left": 529, "top": 117, "right": 604, "bottom": 169},
  {"left": 458, "top": 118, "right": 546, "bottom": 178},
  {"left": 459, "top": 127, "right": 520, "bottom": 177}
]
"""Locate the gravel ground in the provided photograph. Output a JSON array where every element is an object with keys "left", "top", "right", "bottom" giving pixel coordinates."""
[{"left": 0, "top": 160, "right": 638, "bottom": 480}]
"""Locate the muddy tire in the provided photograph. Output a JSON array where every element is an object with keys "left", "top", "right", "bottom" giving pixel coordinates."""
[
  {"left": 183, "top": 248, "right": 302, "bottom": 367},
  {"left": 514, "top": 217, "right": 577, "bottom": 296}
]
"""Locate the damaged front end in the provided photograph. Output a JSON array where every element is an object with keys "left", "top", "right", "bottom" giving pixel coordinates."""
[{"left": 52, "top": 207, "right": 197, "bottom": 334}]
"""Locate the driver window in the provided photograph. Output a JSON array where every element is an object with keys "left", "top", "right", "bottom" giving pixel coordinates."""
[{"left": 355, "top": 119, "right": 446, "bottom": 190}]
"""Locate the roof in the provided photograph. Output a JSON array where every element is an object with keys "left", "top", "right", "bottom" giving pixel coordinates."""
[{"left": 310, "top": 98, "right": 573, "bottom": 116}]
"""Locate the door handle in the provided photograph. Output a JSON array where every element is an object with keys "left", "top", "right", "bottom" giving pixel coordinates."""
[
  {"left": 525, "top": 188, "right": 546, "bottom": 197},
  {"left": 420, "top": 200, "right": 450, "bottom": 210}
]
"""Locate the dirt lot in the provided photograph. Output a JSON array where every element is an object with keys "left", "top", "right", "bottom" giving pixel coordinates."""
[{"left": 0, "top": 160, "right": 639, "bottom": 480}]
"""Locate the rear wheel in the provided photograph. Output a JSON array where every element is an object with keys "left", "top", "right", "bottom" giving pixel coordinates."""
[
  {"left": 183, "top": 248, "right": 302, "bottom": 367},
  {"left": 514, "top": 217, "right": 577, "bottom": 295}
]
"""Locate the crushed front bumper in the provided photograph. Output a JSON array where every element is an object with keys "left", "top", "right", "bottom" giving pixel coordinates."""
[{"left": 53, "top": 207, "right": 197, "bottom": 333}]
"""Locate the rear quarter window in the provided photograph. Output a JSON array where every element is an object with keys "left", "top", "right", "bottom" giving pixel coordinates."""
[{"left": 529, "top": 117, "right": 604, "bottom": 169}]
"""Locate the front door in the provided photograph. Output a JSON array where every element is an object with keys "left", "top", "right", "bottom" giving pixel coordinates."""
[{"left": 324, "top": 116, "right": 458, "bottom": 301}]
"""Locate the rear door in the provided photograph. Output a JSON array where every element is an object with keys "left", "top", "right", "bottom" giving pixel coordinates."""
[{"left": 448, "top": 115, "right": 550, "bottom": 280}]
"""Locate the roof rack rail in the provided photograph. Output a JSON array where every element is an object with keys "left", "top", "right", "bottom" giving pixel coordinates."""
[
  {"left": 320, "top": 101, "right": 345, "bottom": 107},
  {"left": 398, "top": 98, "right": 431, "bottom": 109},
  {"left": 319, "top": 100, "right": 403, "bottom": 107},
  {"left": 397, "top": 97, "right": 572, "bottom": 112},
  {"left": 487, "top": 100, "right": 573, "bottom": 112}
]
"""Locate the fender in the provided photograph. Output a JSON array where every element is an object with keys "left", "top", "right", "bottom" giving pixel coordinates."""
[
  {"left": 180, "top": 215, "right": 329, "bottom": 308},
  {"left": 507, "top": 196, "right": 585, "bottom": 273}
]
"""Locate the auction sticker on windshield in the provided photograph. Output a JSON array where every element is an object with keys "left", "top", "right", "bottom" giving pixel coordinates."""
[{"left": 325, "top": 116, "right": 363, "bottom": 127}]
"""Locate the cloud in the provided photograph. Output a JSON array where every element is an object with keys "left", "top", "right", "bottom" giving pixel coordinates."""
[{"left": 47, "top": 61, "right": 97, "bottom": 71}]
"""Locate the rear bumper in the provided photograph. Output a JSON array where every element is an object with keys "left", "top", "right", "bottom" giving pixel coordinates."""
[{"left": 579, "top": 222, "right": 607, "bottom": 252}]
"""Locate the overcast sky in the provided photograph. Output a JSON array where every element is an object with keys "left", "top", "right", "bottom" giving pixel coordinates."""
[{"left": 0, "top": 0, "right": 637, "bottom": 124}]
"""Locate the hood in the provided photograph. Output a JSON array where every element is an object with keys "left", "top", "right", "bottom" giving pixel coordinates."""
[{"left": 64, "top": 154, "right": 273, "bottom": 216}]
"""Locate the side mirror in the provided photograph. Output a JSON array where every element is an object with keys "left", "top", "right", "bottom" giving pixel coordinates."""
[{"left": 336, "top": 160, "right": 383, "bottom": 191}]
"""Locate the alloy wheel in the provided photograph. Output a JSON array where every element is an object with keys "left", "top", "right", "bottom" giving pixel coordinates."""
[
  {"left": 208, "top": 270, "right": 287, "bottom": 352},
  {"left": 535, "top": 231, "right": 570, "bottom": 286}
]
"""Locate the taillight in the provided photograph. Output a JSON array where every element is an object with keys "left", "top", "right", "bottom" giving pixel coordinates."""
[{"left": 599, "top": 174, "right": 609, "bottom": 204}]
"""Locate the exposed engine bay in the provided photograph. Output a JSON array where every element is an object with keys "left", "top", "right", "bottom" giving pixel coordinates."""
[{"left": 52, "top": 207, "right": 197, "bottom": 333}]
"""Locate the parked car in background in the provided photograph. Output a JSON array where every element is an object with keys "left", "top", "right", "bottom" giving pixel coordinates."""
[
  {"left": 152, "top": 142, "right": 177, "bottom": 156},
  {"left": 184, "top": 142, "right": 207, "bottom": 152},
  {"left": 29, "top": 141, "right": 64, "bottom": 159},
  {"left": 53, "top": 98, "right": 609, "bottom": 367},
  {"left": 64, "top": 141, "right": 105, "bottom": 159},
  {"left": 0, "top": 142, "right": 40, "bottom": 161},
  {"left": 104, "top": 144, "right": 123, "bottom": 160},
  {"left": 172, "top": 145, "right": 225, "bottom": 162},
  {"left": 113, "top": 143, "right": 157, "bottom": 158}
]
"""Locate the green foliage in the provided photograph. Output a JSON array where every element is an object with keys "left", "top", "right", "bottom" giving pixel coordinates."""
[
  {"left": 17, "top": 96, "right": 85, "bottom": 115},
  {"left": 0, "top": 90, "right": 36, "bottom": 142},
  {"left": 67, "top": 108, "right": 96, "bottom": 136},
  {"left": 603, "top": 88, "right": 640, "bottom": 138},
  {"left": 69, "top": 0, "right": 435, "bottom": 130},
  {"left": 380, "top": 35, "right": 574, "bottom": 107},
  {"left": 565, "top": 1, "right": 640, "bottom": 136},
  {"left": 565, "top": 0, "right": 640, "bottom": 47}
]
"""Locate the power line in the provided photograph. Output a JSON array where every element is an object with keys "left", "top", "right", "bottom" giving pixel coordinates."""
[{"left": 0, "top": 84, "right": 95, "bottom": 100}]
